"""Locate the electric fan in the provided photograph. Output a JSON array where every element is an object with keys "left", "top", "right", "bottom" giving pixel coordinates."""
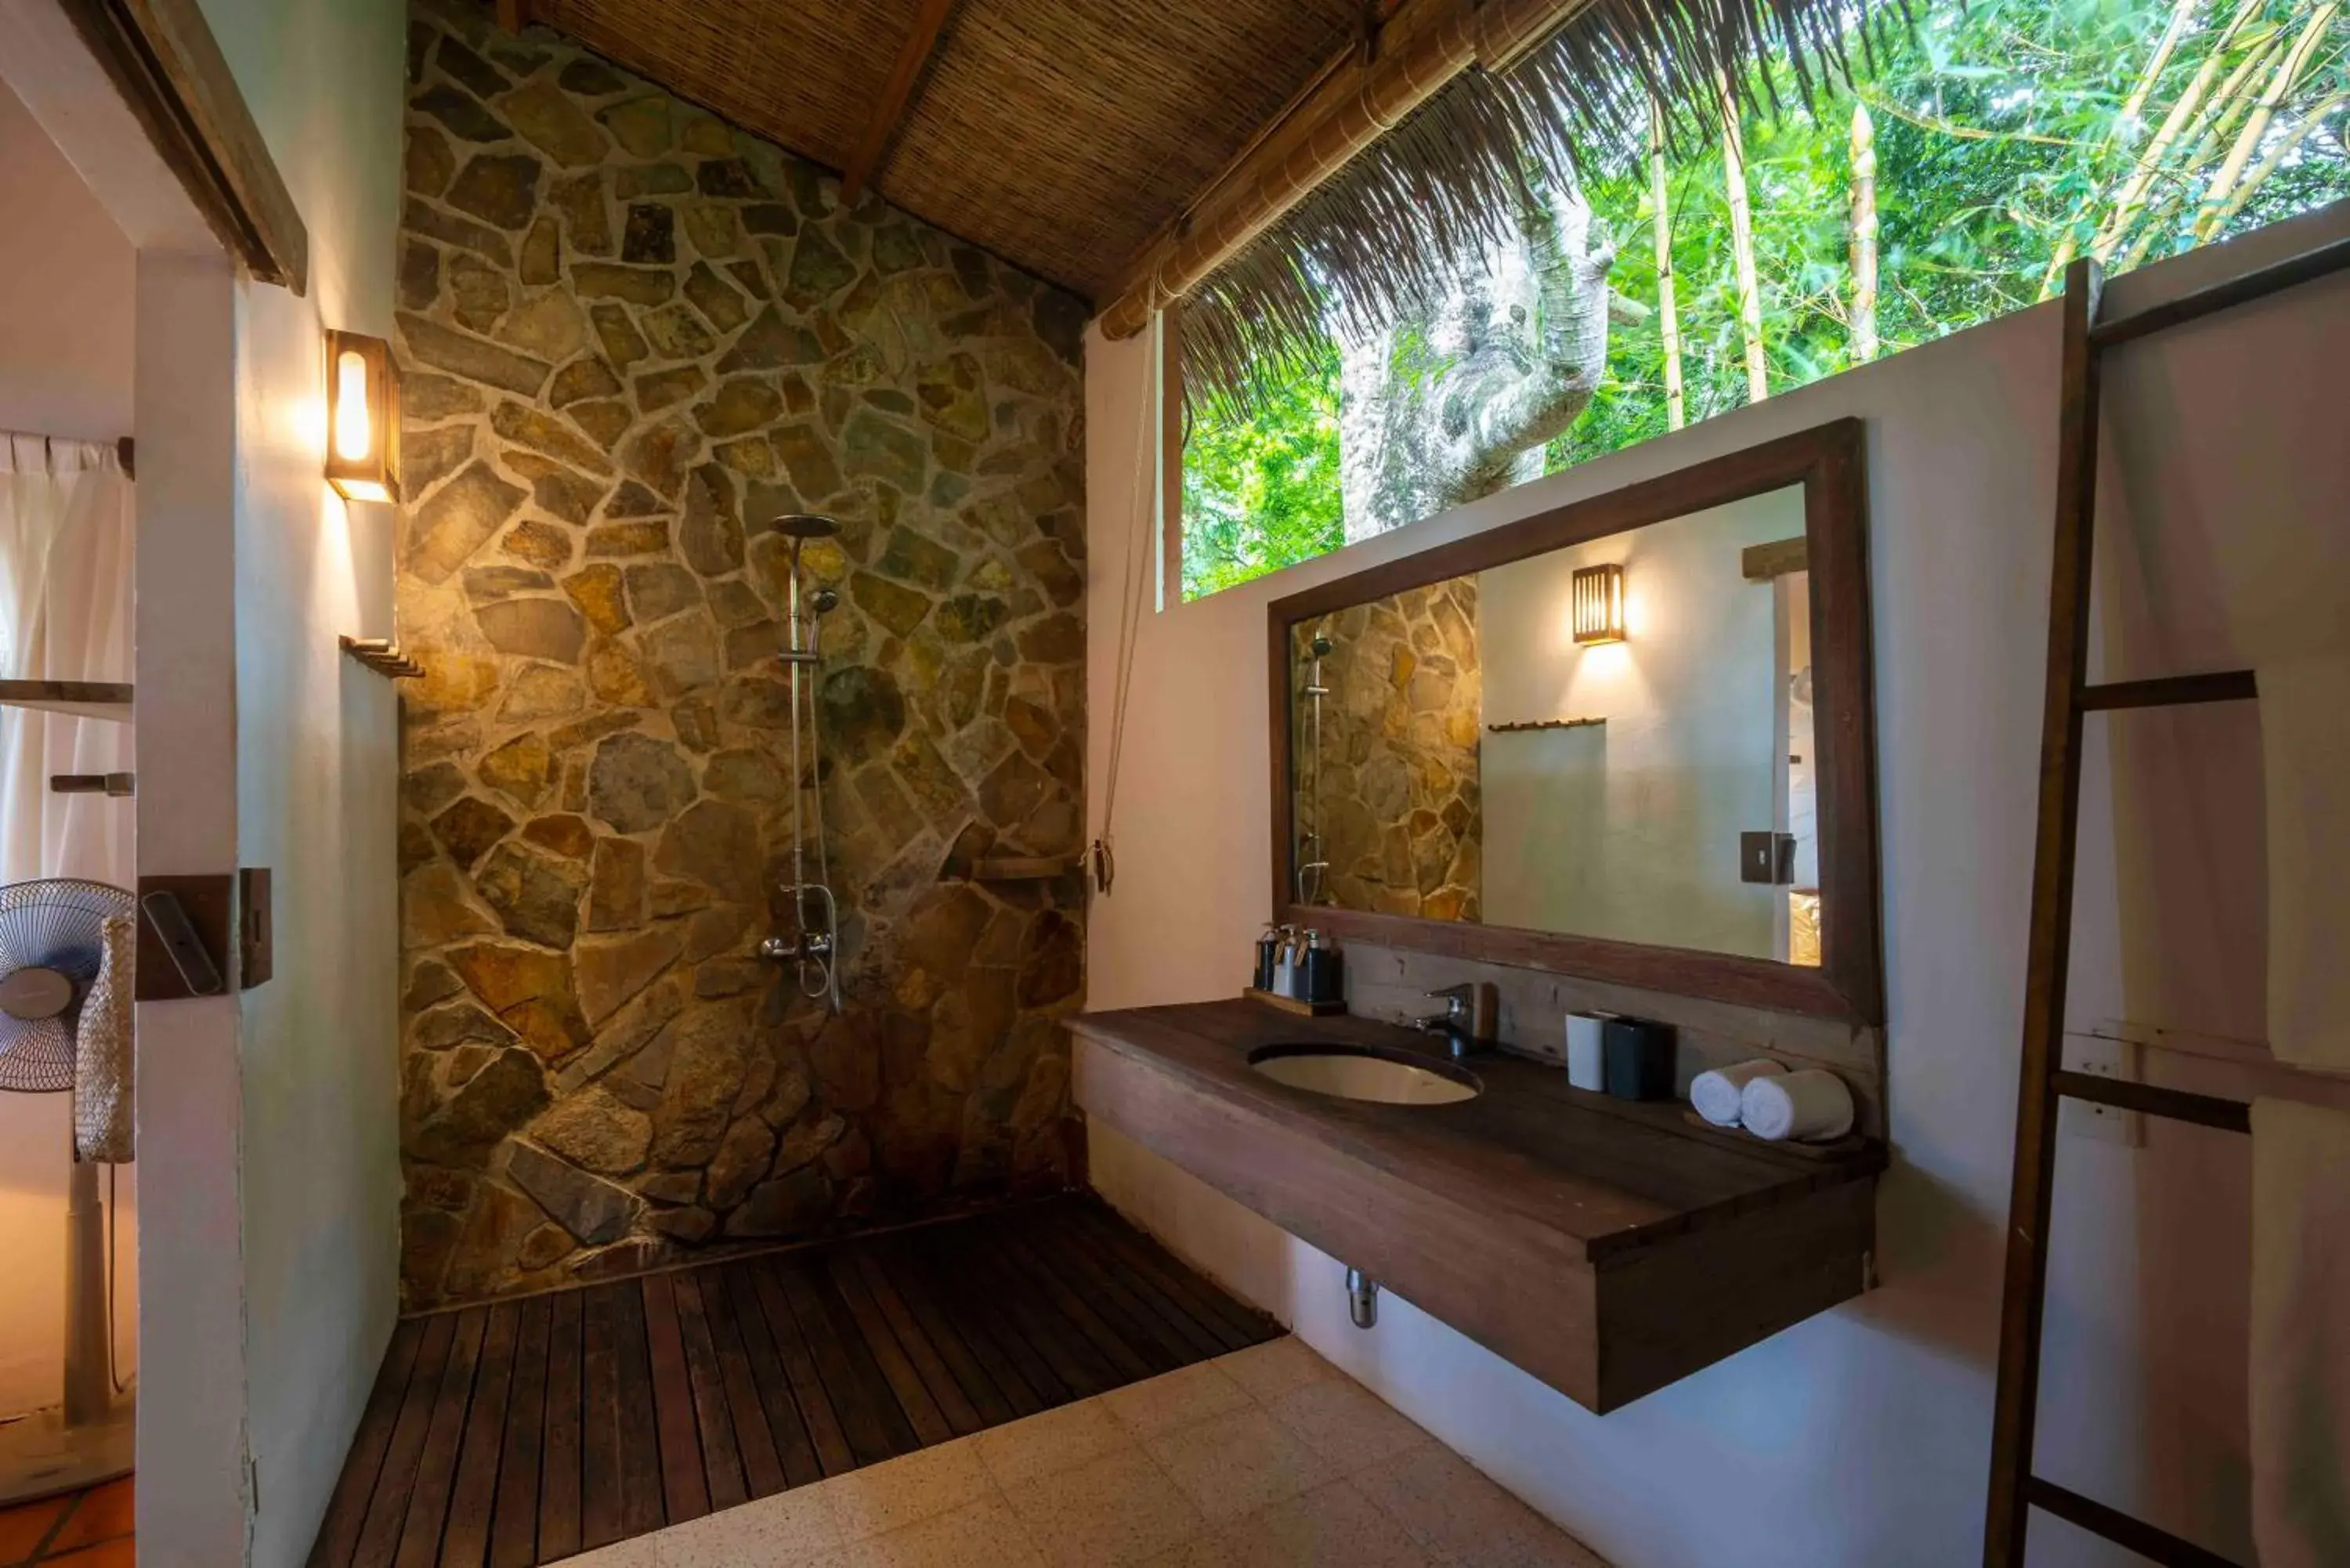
[
  {"left": 0, "top": 877, "right": 136, "bottom": 1503},
  {"left": 0, "top": 879, "right": 129, "bottom": 1089}
]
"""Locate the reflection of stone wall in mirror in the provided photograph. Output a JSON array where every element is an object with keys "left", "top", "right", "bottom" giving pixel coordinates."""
[
  {"left": 1479, "top": 484, "right": 1806, "bottom": 959},
  {"left": 1291, "top": 582, "right": 1483, "bottom": 919}
]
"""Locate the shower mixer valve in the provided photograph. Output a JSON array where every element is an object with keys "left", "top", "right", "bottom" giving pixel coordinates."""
[{"left": 757, "top": 930, "right": 832, "bottom": 962}]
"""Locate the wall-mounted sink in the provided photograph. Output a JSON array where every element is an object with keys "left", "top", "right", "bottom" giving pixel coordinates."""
[
  {"left": 1077, "top": 1002, "right": 1885, "bottom": 1413},
  {"left": 1248, "top": 1042, "right": 1482, "bottom": 1105}
]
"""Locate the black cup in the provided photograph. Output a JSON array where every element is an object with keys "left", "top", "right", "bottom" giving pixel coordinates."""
[{"left": 1603, "top": 1017, "right": 1677, "bottom": 1101}]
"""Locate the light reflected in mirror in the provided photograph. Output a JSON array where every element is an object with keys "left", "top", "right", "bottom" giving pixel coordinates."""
[{"left": 1290, "top": 483, "right": 1823, "bottom": 966}]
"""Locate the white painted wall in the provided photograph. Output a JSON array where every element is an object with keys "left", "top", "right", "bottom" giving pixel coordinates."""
[
  {"left": 0, "top": 71, "right": 140, "bottom": 1424},
  {"left": 1084, "top": 201, "right": 2350, "bottom": 1568},
  {"left": 0, "top": 80, "right": 134, "bottom": 444},
  {"left": 132, "top": 243, "right": 249, "bottom": 1568},
  {"left": 202, "top": 0, "right": 407, "bottom": 1563},
  {"left": 1479, "top": 485, "right": 1799, "bottom": 954}
]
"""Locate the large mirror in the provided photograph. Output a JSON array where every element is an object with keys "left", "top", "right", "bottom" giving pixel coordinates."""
[{"left": 1269, "top": 421, "right": 1881, "bottom": 1023}]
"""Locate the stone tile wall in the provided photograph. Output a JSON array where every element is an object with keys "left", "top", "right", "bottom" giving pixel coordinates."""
[
  {"left": 1292, "top": 580, "right": 1481, "bottom": 920},
  {"left": 393, "top": 0, "right": 1086, "bottom": 1308}
]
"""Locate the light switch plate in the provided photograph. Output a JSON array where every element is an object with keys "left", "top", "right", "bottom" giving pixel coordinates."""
[{"left": 2063, "top": 1031, "right": 2144, "bottom": 1147}]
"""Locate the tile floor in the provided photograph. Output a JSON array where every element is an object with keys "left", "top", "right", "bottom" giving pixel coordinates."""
[
  {"left": 0, "top": 1476, "right": 134, "bottom": 1567},
  {"left": 568, "top": 1337, "right": 1607, "bottom": 1568}
]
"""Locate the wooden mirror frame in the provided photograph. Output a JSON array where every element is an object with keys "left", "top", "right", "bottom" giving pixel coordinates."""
[{"left": 1267, "top": 417, "right": 1882, "bottom": 1024}]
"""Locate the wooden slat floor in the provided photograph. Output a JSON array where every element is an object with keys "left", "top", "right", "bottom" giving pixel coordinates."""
[{"left": 308, "top": 1194, "right": 1282, "bottom": 1567}]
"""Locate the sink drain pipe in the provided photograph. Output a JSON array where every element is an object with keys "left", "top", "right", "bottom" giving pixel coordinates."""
[{"left": 1343, "top": 1266, "right": 1379, "bottom": 1329}]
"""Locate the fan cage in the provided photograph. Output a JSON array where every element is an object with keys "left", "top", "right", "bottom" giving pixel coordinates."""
[{"left": 0, "top": 878, "right": 135, "bottom": 1095}]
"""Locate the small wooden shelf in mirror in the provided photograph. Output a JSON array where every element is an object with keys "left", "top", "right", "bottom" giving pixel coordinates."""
[{"left": 1269, "top": 419, "right": 1882, "bottom": 1024}]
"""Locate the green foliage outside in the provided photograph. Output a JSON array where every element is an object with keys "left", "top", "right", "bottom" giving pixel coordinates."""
[
  {"left": 1181, "top": 0, "right": 2350, "bottom": 599},
  {"left": 1179, "top": 338, "right": 1348, "bottom": 601}
]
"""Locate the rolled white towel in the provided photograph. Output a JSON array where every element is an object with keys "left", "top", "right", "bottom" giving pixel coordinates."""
[
  {"left": 1741, "top": 1068, "right": 1856, "bottom": 1143},
  {"left": 1690, "top": 1059, "right": 1785, "bottom": 1127}
]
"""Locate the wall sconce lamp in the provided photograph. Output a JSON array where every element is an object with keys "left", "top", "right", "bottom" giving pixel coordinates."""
[
  {"left": 1572, "top": 563, "right": 1627, "bottom": 645},
  {"left": 325, "top": 330, "right": 400, "bottom": 504}
]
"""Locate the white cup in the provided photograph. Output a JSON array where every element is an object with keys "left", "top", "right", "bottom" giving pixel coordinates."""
[{"left": 1564, "top": 1012, "right": 1612, "bottom": 1092}]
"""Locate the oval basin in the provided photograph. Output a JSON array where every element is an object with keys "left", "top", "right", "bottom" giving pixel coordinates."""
[{"left": 1248, "top": 1042, "right": 1482, "bottom": 1106}]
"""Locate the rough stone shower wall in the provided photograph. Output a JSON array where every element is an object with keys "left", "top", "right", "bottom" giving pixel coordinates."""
[
  {"left": 392, "top": 0, "right": 1086, "bottom": 1308},
  {"left": 1292, "top": 580, "right": 1482, "bottom": 920}
]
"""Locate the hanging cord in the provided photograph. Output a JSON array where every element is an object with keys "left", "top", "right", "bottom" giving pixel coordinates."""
[{"left": 1090, "top": 316, "right": 1170, "bottom": 895}]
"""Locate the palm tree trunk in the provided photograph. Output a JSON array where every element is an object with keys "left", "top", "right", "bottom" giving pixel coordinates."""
[
  {"left": 1650, "top": 98, "right": 1685, "bottom": 430},
  {"left": 1849, "top": 102, "right": 1879, "bottom": 364},
  {"left": 1719, "top": 71, "right": 1767, "bottom": 403}
]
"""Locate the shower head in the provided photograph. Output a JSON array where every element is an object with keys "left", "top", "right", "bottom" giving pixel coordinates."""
[
  {"left": 1311, "top": 634, "right": 1335, "bottom": 657},
  {"left": 772, "top": 514, "right": 842, "bottom": 540},
  {"left": 809, "top": 587, "right": 840, "bottom": 615}
]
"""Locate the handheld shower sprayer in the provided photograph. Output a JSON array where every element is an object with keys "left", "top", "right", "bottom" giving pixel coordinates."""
[{"left": 757, "top": 515, "right": 845, "bottom": 1013}]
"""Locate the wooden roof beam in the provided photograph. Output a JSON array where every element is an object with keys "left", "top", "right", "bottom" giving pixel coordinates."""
[
  {"left": 841, "top": 0, "right": 960, "bottom": 204},
  {"left": 1097, "top": 0, "right": 1589, "bottom": 339}
]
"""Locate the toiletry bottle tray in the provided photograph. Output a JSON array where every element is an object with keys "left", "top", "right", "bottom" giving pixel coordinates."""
[{"left": 1242, "top": 987, "right": 1347, "bottom": 1017}]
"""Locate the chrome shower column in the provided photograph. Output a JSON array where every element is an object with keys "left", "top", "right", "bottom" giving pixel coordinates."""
[{"left": 757, "top": 514, "right": 844, "bottom": 1012}]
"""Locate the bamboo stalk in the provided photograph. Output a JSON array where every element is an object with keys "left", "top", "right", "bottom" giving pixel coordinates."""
[
  {"left": 2115, "top": 186, "right": 2191, "bottom": 270},
  {"left": 1097, "top": 0, "right": 1590, "bottom": 339},
  {"left": 2190, "top": 31, "right": 2288, "bottom": 157},
  {"left": 1650, "top": 97, "right": 1685, "bottom": 430},
  {"left": 2193, "top": 2, "right": 2339, "bottom": 242},
  {"left": 2107, "top": 35, "right": 2280, "bottom": 265},
  {"left": 2206, "top": 88, "right": 2350, "bottom": 233},
  {"left": 2122, "top": 0, "right": 2204, "bottom": 126},
  {"left": 2039, "top": 0, "right": 2205, "bottom": 294},
  {"left": 2081, "top": 0, "right": 2266, "bottom": 268},
  {"left": 1849, "top": 101, "right": 1879, "bottom": 364},
  {"left": 1720, "top": 70, "right": 1767, "bottom": 403},
  {"left": 2106, "top": 31, "right": 2285, "bottom": 263}
]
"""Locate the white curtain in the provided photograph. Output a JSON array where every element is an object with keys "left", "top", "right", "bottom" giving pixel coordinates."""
[{"left": 0, "top": 435, "right": 133, "bottom": 888}]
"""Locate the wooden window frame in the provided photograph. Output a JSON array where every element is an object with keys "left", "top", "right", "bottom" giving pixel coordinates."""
[{"left": 1159, "top": 305, "right": 1185, "bottom": 609}]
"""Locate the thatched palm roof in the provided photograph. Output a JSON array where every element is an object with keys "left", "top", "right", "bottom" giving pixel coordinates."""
[
  {"left": 517, "top": 0, "right": 1369, "bottom": 298},
  {"left": 514, "top": 0, "right": 1876, "bottom": 405},
  {"left": 1182, "top": 0, "right": 1885, "bottom": 412}
]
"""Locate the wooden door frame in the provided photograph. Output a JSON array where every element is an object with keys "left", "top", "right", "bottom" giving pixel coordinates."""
[{"left": 56, "top": 0, "right": 309, "bottom": 292}]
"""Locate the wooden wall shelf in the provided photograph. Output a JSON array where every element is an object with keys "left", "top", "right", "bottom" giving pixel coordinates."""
[
  {"left": 1484, "top": 717, "right": 1604, "bottom": 734},
  {"left": 0, "top": 681, "right": 133, "bottom": 721}
]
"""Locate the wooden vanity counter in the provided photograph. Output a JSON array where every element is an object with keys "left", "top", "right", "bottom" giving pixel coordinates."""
[{"left": 1072, "top": 999, "right": 1885, "bottom": 1413}]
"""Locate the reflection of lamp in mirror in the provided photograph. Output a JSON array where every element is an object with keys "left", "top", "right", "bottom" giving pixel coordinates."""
[
  {"left": 325, "top": 330, "right": 401, "bottom": 504},
  {"left": 1571, "top": 563, "right": 1626, "bottom": 645}
]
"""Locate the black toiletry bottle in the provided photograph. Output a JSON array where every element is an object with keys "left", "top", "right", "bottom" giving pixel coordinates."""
[
  {"left": 1254, "top": 925, "right": 1281, "bottom": 992},
  {"left": 1602, "top": 1017, "right": 1677, "bottom": 1101},
  {"left": 1301, "top": 930, "right": 1343, "bottom": 1004}
]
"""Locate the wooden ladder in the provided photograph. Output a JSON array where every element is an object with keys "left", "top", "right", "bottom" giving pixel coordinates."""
[{"left": 1985, "top": 235, "right": 2350, "bottom": 1568}]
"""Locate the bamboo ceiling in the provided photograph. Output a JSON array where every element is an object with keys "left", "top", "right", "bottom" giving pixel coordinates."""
[{"left": 519, "top": 0, "right": 1368, "bottom": 299}]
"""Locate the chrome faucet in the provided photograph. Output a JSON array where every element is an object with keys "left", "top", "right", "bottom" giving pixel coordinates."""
[{"left": 1412, "top": 982, "right": 1496, "bottom": 1060}]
